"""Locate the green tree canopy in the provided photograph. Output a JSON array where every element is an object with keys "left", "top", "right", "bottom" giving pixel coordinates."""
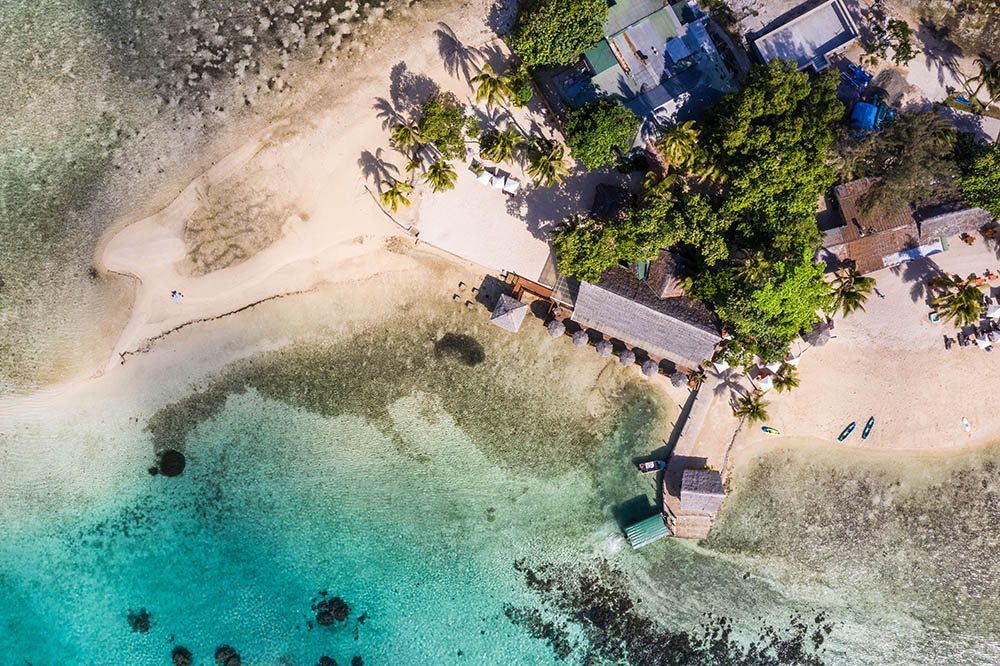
[
  {"left": 551, "top": 216, "right": 620, "bottom": 283},
  {"left": 564, "top": 99, "right": 641, "bottom": 170},
  {"left": 647, "top": 191, "right": 730, "bottom": 265},
  {"left": 845, "top": 110, "right": 958, "bottom": 214},
  {"left": 510, "top": 0, "right": 607, "bottom": 67},
  {"left": 961, "top": 142, "right": 1000, "bottom": 217},
  {"left": 418, "top": 93, "right": 479, "bottom": 160}
]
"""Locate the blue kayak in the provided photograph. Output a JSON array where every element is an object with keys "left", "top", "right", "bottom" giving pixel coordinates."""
[
  {"left": 861, "top": 417, "right": 875, "bottom": 440},
  {"left": 762, "top": 426, "right": 780, "bottom": 435},
  {"left": 838, "top": 422, "right": 856, "bottom": 441}
]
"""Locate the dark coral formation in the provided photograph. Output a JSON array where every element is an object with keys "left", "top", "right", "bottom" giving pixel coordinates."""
[
  {"left": 158, "top": 448, "right": 186, "bottom": 476},
  {"left": 509, "top": 559, "right": 833, "bottom": 665},
  {"left": 317, "top": 658, "right": 338, "bottom": 666},
  {"left": 433, "top": 333, "right": 485, "bottom": 366},
  {"left": 351, "top": 657, "right": 364, "bottom": 666},
  {"left": 315, "top": 596, "right": 350, "bottom": 626},
  {"left": 214, "top": 645, "right": 241, "bottom": 666},
  {"left": 172, "top": 646, "right": 193, "bottom": 666},
  {"left": 126, "top": 607, "right": 151, "bottom": 633}
]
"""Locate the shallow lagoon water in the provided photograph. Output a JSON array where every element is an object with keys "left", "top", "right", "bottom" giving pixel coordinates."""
[{"left": 3, "top": 306, "right": 1000, "bottom": 664}]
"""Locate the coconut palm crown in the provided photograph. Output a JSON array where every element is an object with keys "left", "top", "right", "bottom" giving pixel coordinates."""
[
  {"left": 831, "top": 265, "right": 876, "bottom": 317},
  {"left": 378, "top": 180, "right": 413, "bottom": 212},
  {"left": 471, "top": 63, "right": 512, "bottom": 110},
  {"left": 526, "top": 140, "right": 570, "bottom": 188},
  {"left": 422, "top": 160, "right": 458, "bottom": 193},
  {"left": 931, "top": 273, "right": 986, "bottom": 327},
  {"left": 733, "top": 391, "right": 770, "bottom": 424}
]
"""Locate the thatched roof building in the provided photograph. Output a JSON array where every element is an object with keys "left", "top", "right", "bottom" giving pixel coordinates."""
[
  {"left": 679, "top": 468, "right": 725, "bottom": 513},
  {"left": 570, "top": 265, "right": 721, "bottom": 369},
  {"left": 490, "top": 294, "right": 528, "bottom": 332},
  {"left": 918, "top": 207, "right": 995, "bottom": 241}
]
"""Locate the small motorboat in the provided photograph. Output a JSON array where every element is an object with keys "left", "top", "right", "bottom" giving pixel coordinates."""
[
  {"left": 838, "top": 422, "right": 856, "bottom": 441},
  {"left": 762, "top": 426, "right": 780, "bottom": 435},
  {"left": 637, "top": 460, "right": 666, "bottom": 474},
  {"left": 861, "top": 417, "right": 875, "bottom": 440}
]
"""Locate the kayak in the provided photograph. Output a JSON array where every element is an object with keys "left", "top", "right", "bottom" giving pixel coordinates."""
[
  {"left": 838, "top": 422, "right": 856, "bottom": 441},
  {"left": 963, "top": 417, "right": 971, "bottom": 433},
  {"left": 637, "top": 460, "right": 666, "bottom": 474},
  {"left": 861, "top": 417, "right": 875, "bottom": 440},
  {"left": 762, "top": 426, "right": 780, "bottom": 435}
]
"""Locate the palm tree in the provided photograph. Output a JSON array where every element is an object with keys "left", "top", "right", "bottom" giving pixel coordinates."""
[
  {"left": 391, "top": 122, "right": 421, "bottom": 152},
  {"left": 736, "top": 252, "right": 771, "bottom": 287},
  {"left": 642, "top": 171, "right": 676, "bottom": 201},
  {"left": 404, "top": 155, "right": 422, "bottom": 181},
  {"left": 691, "top": 150, "right": 727, "bottom": 184},
  {"left": 526, "top": 140, "right": 570, "bottom": 188},
  {"left": 378, "top": 180, "right": 413, "bottom": 212},
  {"left": 931, "top": 273, "right": 986, "bottom": 327},
  {"left": 965, "top": 58, "right": 1000, "bottom": 107},
  {"left": 422, "top": 160, "right": 458, "bottom": 193},
  {"left": 656, "top": 121, "right": 700, "bottom": 170},
  {"left": 732, "top": 392, "right": 770, "bottom": 425},
  {"left": 481, "top": 128, "right": 524, "bottom": 164},
  {"left": 831, "top": 265, "right": 876, "bottom": 317},
  {"left": 773, "top": 365, "right": 800, "bottom": 393},
  {"left": 471, "top": 63, "right": 512, "bottom": 110}
]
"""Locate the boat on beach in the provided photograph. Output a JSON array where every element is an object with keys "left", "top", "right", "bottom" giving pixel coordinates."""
[
  {"left": 762, "top": 426, "right": 780, "bottom": 435},
  {"left": 637, "top": 460, "right": 666, "bottom": 474},
  {"left": 838, "top": 422, "right": 856, "bottom": 441}
]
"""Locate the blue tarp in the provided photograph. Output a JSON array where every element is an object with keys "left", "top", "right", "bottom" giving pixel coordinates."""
[{"left": 851, "top": 101, "right": 877, "bottom": 130}]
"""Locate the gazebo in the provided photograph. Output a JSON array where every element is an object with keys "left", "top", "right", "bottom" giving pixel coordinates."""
[
  {"left": 490, "top": 294, "right": 528, "bottom": 332},
  {"left": 679, "top": 469, "right": 725, "bottom": 514}
]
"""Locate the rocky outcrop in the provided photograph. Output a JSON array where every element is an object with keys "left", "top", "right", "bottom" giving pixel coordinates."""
[
  {"left": 214, "top": 645, "right": 241, "bottom": 666},
  {"left": 315, "top": 597, "right": 349, "bottom": 626},
  {"left": 127, "top": 608, "right": 151, "bottom": 633},
  {"left": 172, "top": 646, "right": 193, "bottom": 666},
  {"left": 158, "top": 449, "right": 186, "bottom": 476}
]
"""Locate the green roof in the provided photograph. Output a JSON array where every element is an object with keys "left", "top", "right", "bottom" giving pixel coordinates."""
[
  {"left": 604, "top": 0, "right": 667, "bottom": 36},
  {"left": 644, "top": 5, "right": 681, "bottom": 42},
  {"left": 584, "top": 40, "right": 618, "bottom": 75}
]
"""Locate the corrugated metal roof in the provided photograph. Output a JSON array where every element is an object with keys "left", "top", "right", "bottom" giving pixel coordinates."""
[
  {"left": 584, "top": 40, "right": 619, "bottom": 76},
  {"left": 570, "top": 268, "right": 720, "bottom": 369},
  {"left": 605, "top": 0, "right": 668, "bottom": 36}
]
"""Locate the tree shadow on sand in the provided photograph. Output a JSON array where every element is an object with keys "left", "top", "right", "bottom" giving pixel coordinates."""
[
  {"left": 372, "top": 96, "right": 402, "bottom": 130},
  {"left": 389, "top": 62, "right": 440, "bottom": 121},
  {"left": 435, "top": 22, "right": 481, "bottom": 82},
  {"left": 890, "top": 254, "right": 944, "bottom": 304},
  {"left": 357, "top": 149, "right": 400, "bottom": 191}
]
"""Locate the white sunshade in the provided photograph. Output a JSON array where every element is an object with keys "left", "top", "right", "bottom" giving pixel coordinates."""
[
  {"left": 712, "top": 359, "right": 730, "bottom": 372},
  {"left": 502, "top": 178, "right": 520, "bottom": 194},
  {"left": 976, "top": 336, "right": 992, "bottom": 350},
  {"left": 765, "top": 361, "right": 783, "bottom": 373},
  {"left": 988, "top": 304, "right": 1000, "bottom": 319},
  {"left": 757, "top": 374, "right": 774, "bottom": 392},
  {"left": 490, "top": 174, "right": 506, "bottom": 189},
  {"left": 476, "top": 171, "right": 493, "bottom": 185},
  {"left": 785, "top": 354, "right": 801, "bottom": 367}
]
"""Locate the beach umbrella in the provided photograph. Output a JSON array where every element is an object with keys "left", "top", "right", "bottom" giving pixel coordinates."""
[
  {"left": 572, "top": 330, "right": 589, "bottom": 346},
  {"left": 641, "top": 359, "right": 659, "bottom": 377},
  {"left": 595, "top": 340, "right": 613, "bottom": 356},
  {"left": 546, "top": 319, "right": 565, "bottom": 338},
  {"left": 808, "top": 329, "right": 832, "bottom": 347},
  {"left": 988, "top": 304, "right": 1000, "bottom": 320},
  {"left": 757, "top": 374, "right": 774, "bottom": 392},
  {"left": 764, "top": 361, "right": 783, "bottom": 373},
  {"left": 670, "top": 371, "right": 688, "bottom": 387},
  {"left": 619, "top": 349, "right": 636, "bottom": 366},
  {"left": 976, "top": 335, "right": 991, "bottom": 350},
  {"left": 711, "top": 358, "right": 729, "bottom": 372},
  {"left": 785, "top": 353, "right": 801, "bottom": 367}
]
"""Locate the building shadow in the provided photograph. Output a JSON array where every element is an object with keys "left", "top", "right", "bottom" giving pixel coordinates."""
[
  {"left": 611, "top": 495, "right": 657, "bottom": 531},
  {"left": 475, "top": 274, "right": 510, "bottom": 309}
]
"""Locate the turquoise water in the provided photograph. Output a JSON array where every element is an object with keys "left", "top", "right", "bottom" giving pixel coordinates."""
[{"left": 4, "top": 304, "right": 1000, "bottom": 664}]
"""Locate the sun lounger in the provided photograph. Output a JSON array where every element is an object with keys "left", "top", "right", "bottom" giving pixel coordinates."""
[
  {"left": 490, "top": 174, "right": 506, "bottom": 189},
  {"left": 502, "top": 178, "right": 520, "bottom": 195},
  {"left": 477, "top": 171, "right": 493, "bottom": 185},
  {"left": 976, "top": 335, "right": 991, "bottom": 350}
]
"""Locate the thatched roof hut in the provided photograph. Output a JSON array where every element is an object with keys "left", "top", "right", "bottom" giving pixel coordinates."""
[
  {"left": 670, "top": 371, "right": 688, "bottom": 387},
  {"left": 595, "top": 339, "right": 613, "bottom": 356},
  {"left": 546, "top": 319, "right": 566, "bottom": 337},
  {"left": 641, "top": 359, "right": 659, "bottom": 377},
  {"left": 572, "top": 330, "right": 589, "bottom": 346},
  {"left": 619, "top": 349, "right": 636, "bottom": 366},
  {"left": 490, "top": 294, "right": 528, "bottom": 332},
  {"left": 679, "top": 468, "right": 725, "bottom": 513}
]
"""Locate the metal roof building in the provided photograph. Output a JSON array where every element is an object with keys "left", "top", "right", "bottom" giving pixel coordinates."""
[{"left": 751, "top": 0, "right": 859, "bottom": 71}]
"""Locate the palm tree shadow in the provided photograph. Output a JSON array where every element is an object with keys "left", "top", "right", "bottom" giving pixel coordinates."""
[
  {"left": 357, "top": 149, "right": 400, "bottom": 191},
  {"left": 435, "top": 22, "right": 480, "bottom": 83},
  {"left": 389, "top": 62, "right": 440, "bottom": 120},
  {"left": 373, "top": 97, "right": 401, "bottom": 131},
  {"left": 712, "top": 368, "right": 748, "bottom": 401},
  {"left": 890, "top": 255, "right": 944, "bottom": 304}
]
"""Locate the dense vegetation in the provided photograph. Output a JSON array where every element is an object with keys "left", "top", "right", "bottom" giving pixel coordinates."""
[
  {"left": 564, "top": 99, "right": 640, "bottom": 169},
  {"left": 510, "top": 0, "right": 607, "bottom": 67},
  {"left": 553, "top": 61, "right": 841, "bottom": 362},
  {"left": 918, "top": 0, "right": 1000, "bottom": 62},
  {"left": 864, "top": 18, "right": 919, "bottom": 66},
  {"left": 418, "top": 93, "right": 479, "bottom": 160},
  {"left": 961, "top": 142, "right": 1000, "bottom": 217}
]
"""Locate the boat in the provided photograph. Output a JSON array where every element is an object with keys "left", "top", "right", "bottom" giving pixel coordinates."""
[
  {"left": 963, "top": 417, "right": 971, "bottom": 433},
  {"left": 838, "top": 422, "right": 856, "bottom": 441},
  {"left": 762, "top": 426, "right": 780, "bottom": 435},
  {"left": 637, "top": 460, "right": 666, "bottom": 474},
  {"left": 861, "top": 417, "right": 875, "bottom": 440}
]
